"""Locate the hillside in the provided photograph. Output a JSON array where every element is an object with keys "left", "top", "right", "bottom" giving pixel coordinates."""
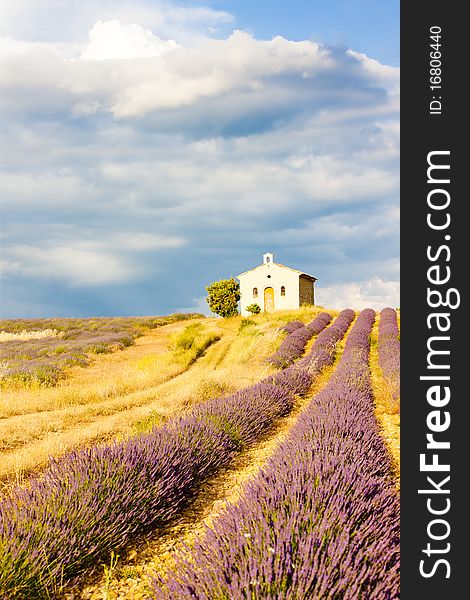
[
  {"left": 0, "top": 307, "right": 400, "bottom": 598},
  {"left": 1, "top": 309, "right": 316, "bottom": 482}
]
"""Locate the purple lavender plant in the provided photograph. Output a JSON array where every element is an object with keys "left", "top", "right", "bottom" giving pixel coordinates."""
[
  {"left": 268, "top": 312, "right": 333, "bottom": 368},
  {"left": 154, "top": 309, "right": 400, "bottom": 599},
  {"left": 297, "top": 308, "right": 355, "bottom": 372},
  {"left": 281, "top": 320, "right": 305, "bottom": 334},
  {"left": 378, "top": 307, "right": 400, "bottom": 400},
  {"left": 267, "top": 309, "right": 355, "bottom": 396},
  {"left": 0, "top": 382, "right": 291, "bottom": 597}
]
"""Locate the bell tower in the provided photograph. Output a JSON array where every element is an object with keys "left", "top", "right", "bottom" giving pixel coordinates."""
[{"left": 263, "top": 252, "right": 274, "bottom": 264}]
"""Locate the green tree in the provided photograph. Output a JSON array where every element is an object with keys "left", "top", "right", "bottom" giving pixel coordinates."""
[
  {"left": 245, "top": 303, "right": 261, "bottom": 315},
  {"left": 205, "top": 277, "right": 240, "bottom": 318}
]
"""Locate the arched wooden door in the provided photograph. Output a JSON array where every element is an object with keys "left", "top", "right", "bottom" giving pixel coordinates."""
[{"left": 264, "top": 287, "right": 275, "bottom": 312}]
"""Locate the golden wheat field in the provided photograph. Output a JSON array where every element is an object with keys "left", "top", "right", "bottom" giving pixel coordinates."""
[{"left": 0, "top": 308, "right": 400, "bottom": 599}]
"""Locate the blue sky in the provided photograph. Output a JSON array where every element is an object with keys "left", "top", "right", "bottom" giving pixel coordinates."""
[
  {"left": 0, "top": 0, "right": 399, "bottom": 317},
  {"left": 208, "top": 1, "right": 399, "bottom": 65}
]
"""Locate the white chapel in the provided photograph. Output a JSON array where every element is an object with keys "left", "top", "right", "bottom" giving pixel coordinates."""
[{"left": 236, "top": 252, "right": 317, "bottom": 316}]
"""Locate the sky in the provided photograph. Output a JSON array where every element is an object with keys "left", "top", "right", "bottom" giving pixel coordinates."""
[{"left": 0, "top": 0, "right": 399, "bottom": 317}]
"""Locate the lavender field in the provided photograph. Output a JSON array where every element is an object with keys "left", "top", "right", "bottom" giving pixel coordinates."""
[
  {"left": 0, "top": 307, "right": 400, "bottom": 599},
  {"left": 155, "top": 310, "right": 399, "bottom": 599},
  {"left": 0, "top": 314, "right": 202, "bottom": 386}
]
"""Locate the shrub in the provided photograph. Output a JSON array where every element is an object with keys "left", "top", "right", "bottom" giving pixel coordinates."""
[
  {"left": 171, "top": 324, "right": 221, "bottom": 368},
  {"left": 205, "top": 278, "right": 240, "bottom": 318},
  {"left": 3, "top": 365, "right": 64, "bottom": 387},
  {"left": 245, "top": 303, "right": 261, "bottom": 315},
  {"left": 52, "top": 345, "right": 67, "bottom": 355},
  {"left": 132, "top": 411, "right": 167, "bottom": 434},
  {"left": 238, "top": 318, "right": 255, "bottom": 333},
  {"left": 172, "top": 323, "right": 203, "bottom": 351},
  {"left": 85, "top": 343, "right": 109, "bottom": 354},
  {"left": 117, "top": 335, "right": 134, "bottom": 348}
]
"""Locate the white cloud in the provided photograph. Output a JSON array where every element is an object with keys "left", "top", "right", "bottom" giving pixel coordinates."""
[
  {"left": 109, "top": 233, "right": 187, "bottom": 251},
  {"left": 318, "top": 277, "right": 400, "bottom": 311},
  {"left": 0, "top": 171, "right": 102, "bottom": 210},
  {"left": 4, "top": 244, "right": 140, "bottom": 286},
  {"left": 347, "top": 49, "right": 399, "bottom": 94},
  {"left": 175, "top": 295, "right": 212, "bottom": 316},
  {"left": 81, "top": 19, "right": 180, "bottom": 60},
  {"left": 96, "top": 28, "right": 331, "bottom": 116},
  {"left": 1, "top": 27, "right": 334, "bottom": 117}
]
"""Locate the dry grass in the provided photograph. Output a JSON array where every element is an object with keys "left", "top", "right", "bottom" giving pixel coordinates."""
[
  {"left": 0, "top": 322, "right": 189, "bottom": 418},
  {"left": 0, "top": 315, "right": 294, "bottom": 487},
  {"left": 0, "top": 329, "right": 61, "bottom": 342}
]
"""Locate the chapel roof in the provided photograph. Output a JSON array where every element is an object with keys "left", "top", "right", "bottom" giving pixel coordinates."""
[{"left": 236, "top": 260, "right": 317, "bottom": 281}]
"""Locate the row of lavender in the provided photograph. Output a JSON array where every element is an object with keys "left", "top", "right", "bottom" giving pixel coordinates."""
[
  {"left": 378, "top": 307, "right": 400, "bottom": 400},
  {"left": 268, "top": 312, "right": 333, "bottom": 368},
  {"left": 154, "top": 309, "right": 400, "bottom": 599},
  {"left": 0, "top": 311, "right": 353, "bottom": 598}
]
